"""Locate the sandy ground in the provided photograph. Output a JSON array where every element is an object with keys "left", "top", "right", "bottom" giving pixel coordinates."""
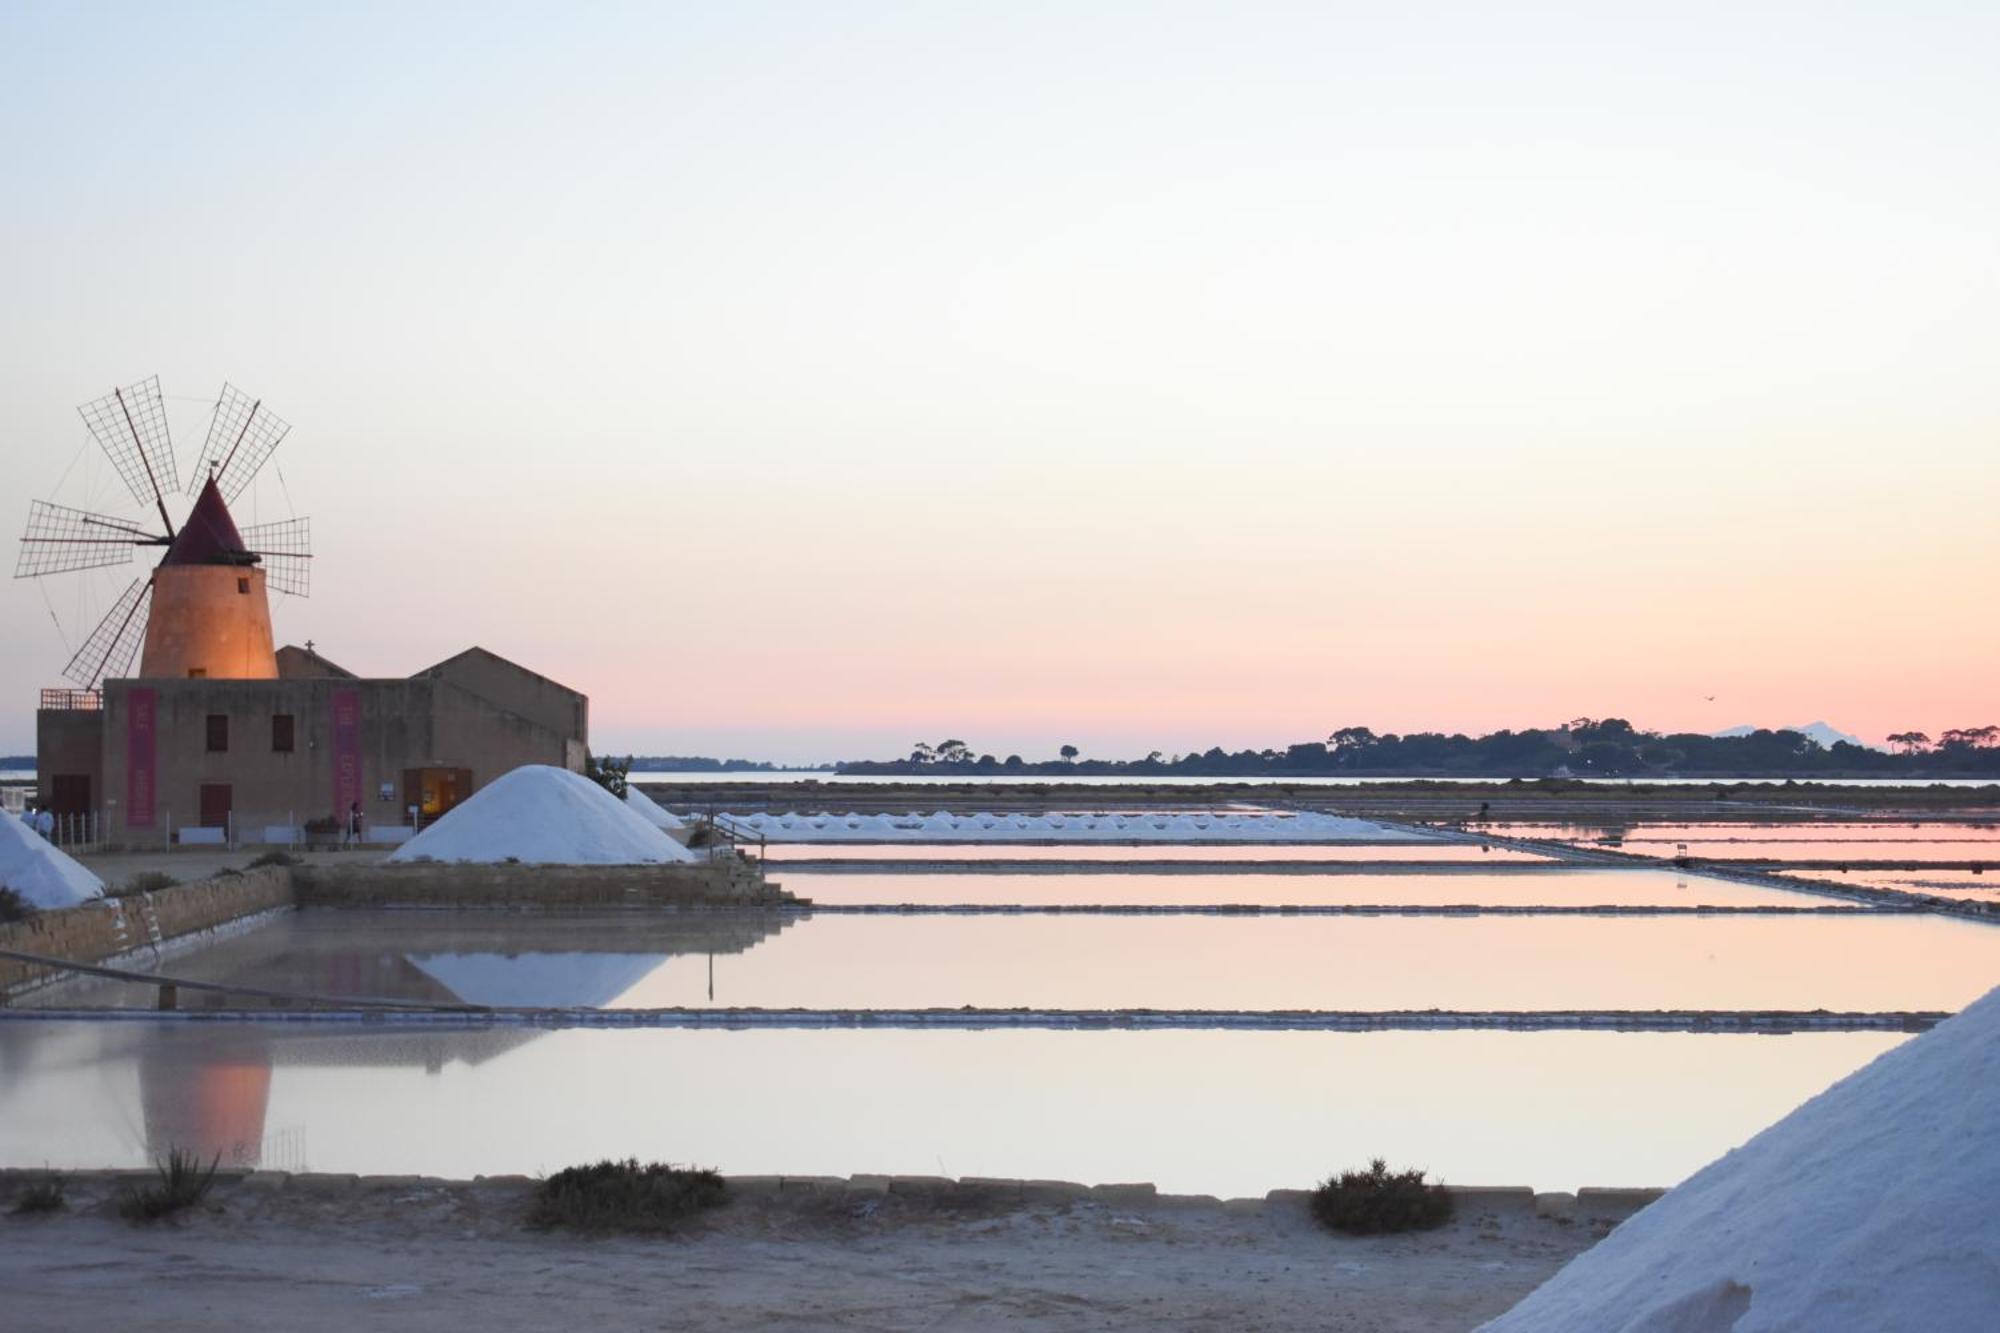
[{"left": 0, "top": 1173, "right": 1632, "bottom": 1331}]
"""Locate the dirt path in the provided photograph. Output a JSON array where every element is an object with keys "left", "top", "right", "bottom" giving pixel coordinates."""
[{"left": 0, "top": 1173, "right": 1630, "bottom": 1331}]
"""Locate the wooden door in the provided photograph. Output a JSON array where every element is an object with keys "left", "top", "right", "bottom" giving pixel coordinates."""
[
  {"left": 49, "top": 774, "right": 91, "bottom": 816},
  {"left": 198, "top": 783, "right": 232, "bottom": 828}
]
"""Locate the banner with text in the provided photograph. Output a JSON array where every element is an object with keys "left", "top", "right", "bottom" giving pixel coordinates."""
[
  {"left": 126, "top": 687, "right": 157, "bottom": 827},
  {"left": 331, "top": 688, "right": 362, "bottom": 818}
]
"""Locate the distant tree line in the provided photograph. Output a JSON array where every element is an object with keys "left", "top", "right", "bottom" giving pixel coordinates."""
[
  {"left": 836, "top": 720, "right": 2000, "bottom": 779},
  {"left": 625, "top": 756, "right": 835, "bottom": 773}
]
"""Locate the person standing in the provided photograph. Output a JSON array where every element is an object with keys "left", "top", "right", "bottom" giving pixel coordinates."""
[
  {"left": 35, "top": 805, "right": 57, "bottom": 840},
  {"left": 344, "top": 801, "right": 364, "bottom": 847}
]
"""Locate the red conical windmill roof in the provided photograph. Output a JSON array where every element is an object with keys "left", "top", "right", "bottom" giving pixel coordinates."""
[{"left": 163, "top": 477, "right": 255, "bottom": 566}]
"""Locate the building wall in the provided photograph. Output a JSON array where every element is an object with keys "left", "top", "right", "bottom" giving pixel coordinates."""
[
  {"left": 91, "top": 676, "right": 578, "bottom": 840},
  {"left": 417, "top": 648, "right": 588, "bottom": 766},
  {"left": 35, "top": 708, "right": 104, "bottom": 811},
  {"left": 99, "top": 678, "right": 437, "bottom": 837},
  {"left": 140, "top": 565, "right": 278, "bottom": 680}
]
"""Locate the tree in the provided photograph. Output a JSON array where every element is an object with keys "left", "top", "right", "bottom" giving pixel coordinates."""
[
  {"left": 1145, "top": 750, "right": 1164, "bottom": 765},
  {"left": 935, "top": 739, "right": 971, "bottom": 763},
  {"left": 910, "top": 742, "right": 936, "bottom": 764},
  {"left": 583, "top": 750, "right": 631, "bottom": 799},
  {"left": 1328, "top": 727, "right": 1378, "bottom": 752},
  {"left": 1886, "top": 731, "right": 1932, "bottom": 755},
  {"left": 1059, "top": 744, "right": 1080, "bottom": 763}
]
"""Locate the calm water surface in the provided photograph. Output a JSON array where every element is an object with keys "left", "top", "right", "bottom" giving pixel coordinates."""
[
  {"left": 28, "top": 909, "right": 1999, "bottom": 1014},
  {"left": 764, "top": 843, "right": 1552, "bottom": 864},
  {"left": 0, "top": 1020, "right": 1910, "bottom": 1194},
  {"left": 783, "top": 868, "right": 1825, "bottom": 909}
]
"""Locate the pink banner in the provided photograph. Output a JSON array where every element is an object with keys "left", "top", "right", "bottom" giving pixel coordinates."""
[
  {"left": 126, "top": 688, "right": 157, "bottom": 827},
  {"left": 331, "top": 688, "right": 362, "bottom": 817}
]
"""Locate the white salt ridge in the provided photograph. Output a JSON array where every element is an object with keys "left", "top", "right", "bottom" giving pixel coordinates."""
[
  {"left": 0, "top": 809, "right": 102, "bottom": 908},
  {"left": 390, "top": 765, "right": 697, "bottom": 865},
  {"left": 622, "top": 784, "right": 684, "bottom": 830},
  {"left": 1482, "top": 982, "right": 2000, "bottom": 1332},
  {"left": 721, "top": 809, "right": 1426, "bottom": 844}
]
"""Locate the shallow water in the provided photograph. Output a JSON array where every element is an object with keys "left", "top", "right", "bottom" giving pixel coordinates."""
[
  {"left": 764, "top": 842, "right": 1551, "bottom": 863},
  {"left": 1775, "top": 869, "right": 2000, "bottom": 903},
  {"left": 29, "top": 908, "right": 2000, "bottom": 1014},
  {"left": 0, "top": 1020, "right": 1911, "bottom": 1194},
  {"left": 1487, "top": 822, "right": 2000, "bottom": 846},
  {"left": 783, "top": 868, "right": 1828, "bottom": 909}
]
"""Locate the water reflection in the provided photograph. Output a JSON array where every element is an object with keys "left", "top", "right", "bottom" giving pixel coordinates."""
[
  {"left": 784, "top": 868, "right": 1823, "bottom": 909},
  {"left": 0, "top": 1021, "right": 1914, "bottom": 1193},
  {"left": 33, "top": 910, "right": 799, "bottom": 1011},
  {"left": 30, "top": 908, "right": 2000, "bottom": 1016},
  {"left": 16, "top": 911, "right": 799, "bottom": 1170},
  {"left": 765, "top": 843, "right": 1553, "bottom": 864}
]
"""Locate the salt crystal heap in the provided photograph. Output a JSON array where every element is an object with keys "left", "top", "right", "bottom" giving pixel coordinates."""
[
  {"left": 0, "top": 809, "right": 102, "bottom": 908},
  {"left": 1482, "top": 982, "right": 2000, "bottom": 1331},
  {"left": 623, "top": 784, "right": 685, "bottom": 831},
  {"left": 390, "top": 765, "right": 697, "bottom": 865}
]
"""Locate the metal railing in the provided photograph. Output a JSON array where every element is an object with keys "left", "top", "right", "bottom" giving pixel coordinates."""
[
  {"left": 14, "top": 809, "right": 106, "bottom": 852},
  {"left": 705, "top": 812, "right": 767, "bottom": 860},
  {"left": 38, "top": 688, "right": 101, "bottom": 711}
]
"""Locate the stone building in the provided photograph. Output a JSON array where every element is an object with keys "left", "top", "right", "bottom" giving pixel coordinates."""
[{"left": 36, "top": 645, "right": 587, "bottom": 844}]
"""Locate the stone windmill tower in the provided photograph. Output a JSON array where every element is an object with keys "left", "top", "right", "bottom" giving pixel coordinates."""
[{"left": 15, "top": 376, "right": 310, "bottom": 689}]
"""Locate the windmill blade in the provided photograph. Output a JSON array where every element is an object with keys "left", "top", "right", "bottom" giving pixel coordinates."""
[
  {"left": 15, "top": 500, "right": 164, "bottom": 578},
  {"left": 77, "top": 376, "right": 178, "bottom": 529},
  {"left": 187, "top": 383, "right": 291, "bottom": 502},
  {"left": 63, "top": 575, "right": 152, "bottom": 690},
  {"left": 241, "top": 516, "right": 312, "bottom": 596}
]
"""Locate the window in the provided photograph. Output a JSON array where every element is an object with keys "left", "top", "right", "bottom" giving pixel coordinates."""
[
  {"left": 237, "top": 577, "right": 250, "bottom": 594},
  {"left": 272, "top": 713, "right": 295, "bottom": 753},
  {"left": 206, "top": 714, "right": 229, "bottom": 752},
  {"left": 187, "top": 668, "right": 207, "bottom": 679}
]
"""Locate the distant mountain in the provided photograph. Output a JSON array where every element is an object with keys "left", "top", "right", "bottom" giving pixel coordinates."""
[{"left": 1711, "top": 721, "right": 1875, "bottom": 751}]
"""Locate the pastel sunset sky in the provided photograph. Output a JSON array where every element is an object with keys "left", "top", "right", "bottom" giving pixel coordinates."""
[{"left": 2, "top": 2, "right": 1995, "bottom": 761}]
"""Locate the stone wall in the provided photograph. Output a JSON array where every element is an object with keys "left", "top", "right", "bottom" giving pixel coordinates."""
[
  {"left": 292, "top": 854, "right": 786, "bottom": 909},
  {"left": 0, "top": 865, "right": 295, "bottom": 1000}
]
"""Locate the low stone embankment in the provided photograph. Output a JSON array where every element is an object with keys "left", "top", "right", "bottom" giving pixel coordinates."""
[
  {"left": 291, "top": 855, "right": 784, "bottom": 908},
  {"left": 2, "top": 856, "right": 785, "bottom": 1002},
  {"left": 0, "top": 866, "right": 293, "bottom": 1000}
]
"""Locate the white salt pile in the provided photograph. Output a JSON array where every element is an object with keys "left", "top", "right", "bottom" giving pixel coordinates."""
[
  {"left": 623, "top": 784, "right": 684, "bottom": 831},
  {"left": 1482, "top": 983, "right": 2000, "bottom": 1332},
  {"left": 0, "top": 809, "right": 102, "bottom": 908},
  {"left": 390, "top": 765, "right": 696, "bottom": 865}
]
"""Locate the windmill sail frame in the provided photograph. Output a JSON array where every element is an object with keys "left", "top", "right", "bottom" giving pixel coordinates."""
[
  {"left": 14, "top": 500, "right": 163, "bottom": 577},
  {"left": 76, "top": 376, "right": 178, "bottom": 529},
  {"left": 241, "top": 517, "right": 313, "bottom": 596},
  {"left": 63, "top": 575, "right": 153, "bottom": 690},
  {"left": 187, "top": 382, "right": 291, "bottom": 503}
]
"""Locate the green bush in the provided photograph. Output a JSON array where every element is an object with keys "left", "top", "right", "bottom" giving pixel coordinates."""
[
  {"left": 526, "top": 1159, "right": 727, "bottom": 1234},
  {"left": 1310, "top": 1159, "right": 1453, "bottom": 1235},
  {"left": 10, "top": 1177, "right": 65, "bottom": 1215},
  {"left": 114, "top": 871, "right": 178, "bottom": 898},
  {"left": 0, "top": 886, "right": 34, "bottom": 924},
  {"left": 248, "top": 850, "right": 298, "bottom": 868},
  {"left": 119, "top": 1148, "right": 219, "bottom": 1222}
]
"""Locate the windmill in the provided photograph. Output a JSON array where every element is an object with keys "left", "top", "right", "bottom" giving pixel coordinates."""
[{"left": 14, "top": 376, "right": 311, "bottom": 691}]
